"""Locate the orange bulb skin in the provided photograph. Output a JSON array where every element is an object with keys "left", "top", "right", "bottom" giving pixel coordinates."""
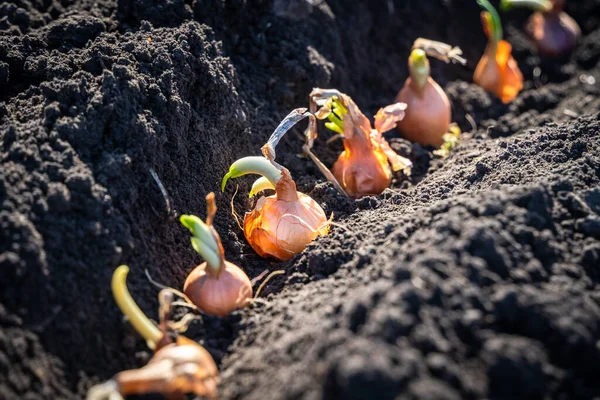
[
  {"left": 474, "top": 40, "right": 523, "bottom": 104},
  {"left": 332, "top": 146, "right": 391, "bottom": 198},
  {"left": 243, "top": 192, "right": 328, "bottom": 261},
  {"left": 395, "top": 77, "right": 451, "bottom": 147},
  {"left": 183, "top": 261, "right": 252, "bottom": 317}
]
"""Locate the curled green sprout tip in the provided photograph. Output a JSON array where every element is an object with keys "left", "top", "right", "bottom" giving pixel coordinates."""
[
  {"left": 221, "top": 156, "right": 282, "bottom": 192},
  {"left": 180, "top": 215, "right": 222, "bottom": 272},
  {"left": 500, "top": 0, "right": 552, "bottom": 12},
  {"left": 478, "top": 0, "right": 503, "bottom": 43},
  {"left": 250, "top": 176, "right": 276, "bottom": 197},
  {"left": 112, "top": 265, "right": 162, "bottom": 348},
  {"left": 324, "top": 97, "right": 347, "bottom": 135},
  {"left": 409, "top": 48, "right": 431, "bottom": 89}
]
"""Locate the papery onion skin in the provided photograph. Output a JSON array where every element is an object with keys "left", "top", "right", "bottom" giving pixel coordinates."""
[
  {"left": 183, "top": 261, "right": 252, "bottom": 317},
  {"left": 332, "top": 139, "right": 391, "bottom": 198},
  {"left": 474, "top": 5, "right": 523, "bottom": 104},
  {"left": 328, "top": 96, "right": 400, "bottom": 198},
  {"left": 116, "top": 336, "right": 219, "bottom": 399},
  {"left": 243, "top": 173, "right": 328, "bottom": 261},
  {"left": 395, "top": 77, "right": 451, "bottom": 147},
  {"left": 474, "top": 39, "right": 523, "bottom": 104}
]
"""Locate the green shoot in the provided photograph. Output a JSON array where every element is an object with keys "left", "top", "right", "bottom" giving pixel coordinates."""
[
  {"left": 112, "top": 265, "right": 162, "bottom": 348},
  {"left": 433, "top": 125, "right": 462, "bottom": 158},
  {"left": 478, "top": 0, "right": 503, "bottom": 44},
  {"left": 500, "top": 0, "right": 552, "bottom": 12},
  {"left": 324, "top": 97, "right": 347, "bottom": 135},
  {"left": 408, "top": 49, "right": 430, "bottom": 89},
  {"left": 249, "top": 176, "right": 276, "bottom": 197},
  {"left": 221, "top": 156, "right": 283, "bottom": 192}
]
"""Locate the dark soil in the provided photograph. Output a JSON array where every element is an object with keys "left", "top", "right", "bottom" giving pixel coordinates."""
[{"left": 1, "top": 0, "right": 599, "bottom": 399}]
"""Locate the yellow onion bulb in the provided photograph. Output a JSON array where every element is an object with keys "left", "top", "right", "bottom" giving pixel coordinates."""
[
  {"left": 332, "top": 141, "right": 391, "bottom": 198},
  {"left": 316, "top": 93, "right": 410, "bottom": 198},
  {"left": 474, "top": 39, "right": 523, "bottom": 103},
  {"left": 243, "top": 189, "right": 328, "bottom": 260},
  {"left": 115, "top": 336, "right": 219, "bottom": 399},
  {"left": 474, "top": 7, "right": 523, "bottom": 103},
  {"left": 223, "top": 156, "right": 329, "bottom": 261},
  {"left": 184, "top": 261, "right": 252, "bottom": 317},
  {"left": 395, "top": 49, "right": 451, "bottom": 147},
  {"left": 179, "top": 194, "right": 253, "bottom": 317},
  {"left": 90, "top": 268, "right": 220, "bottom": 400}
]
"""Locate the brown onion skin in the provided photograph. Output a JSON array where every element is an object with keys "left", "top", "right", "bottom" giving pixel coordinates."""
[
  {"left": 243, "top": 193, "right": 327, "bottom": 260},
  {"left": 331, "top": 133, "right": 391, "bottom": 197},
  {"left": 243, "top": 173, "right": 328, "bottom": 260},
  {"left": 328, "top": 101, "right": 396, "bottom": 198},
  {"left": 395, "top": 77, "right": 451, "bottom": 147},
  {"left": 526, "top": 10, "right": 580, "bottom": 57},
  {"left": 183, "top": 261, "right": 252, "bottom": 317},
  {"left": 117, "top": 336, "right": 219, "bottom": 399}
]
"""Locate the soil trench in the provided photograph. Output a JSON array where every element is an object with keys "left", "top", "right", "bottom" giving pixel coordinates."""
[{"left": 1, "top": 0, "right": 600, "bottom": 399}]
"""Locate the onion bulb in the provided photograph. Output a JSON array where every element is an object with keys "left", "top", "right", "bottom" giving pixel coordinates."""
[
  {"left": 307, "top": 89, "right": 412, "bottom": 198},
  {"left": 87, "top": 266, "right": 219, "bottom": 400},
  {"left": 395, "top": 49, "right": 451, "bottom": 147},
  {"left": 180, "top": 193, "right": 252, "bottom": 316},
  {"left": 501, "top": 0, "right": 580, "bottom": 57},
  {"left": 108, "top": 336, "right": 219, "bottom": 400},
  {"left": 222, "top": 155, "right": 328, "bottom": 261},
  {"left": 183, "top": 261, "right": 252, "bottom": 317},
  {"left": 474, "top": 0, "right": 523, "bottom": 104}
]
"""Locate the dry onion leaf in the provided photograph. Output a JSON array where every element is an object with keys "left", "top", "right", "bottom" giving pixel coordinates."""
[{"left": 412, "top": 37, "right": 467, "bottom": 65}]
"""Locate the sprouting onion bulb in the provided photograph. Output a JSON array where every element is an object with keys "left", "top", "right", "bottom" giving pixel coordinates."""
[
  {"left": 181, "top": 193, "right": 252, "bottom": 316},
  {"left": 474, "top": 0, "right": 523, "bottom": 104},
  {"left": 87, "top": 267, "right": 219, "bottom": 400},
  {"left": 308, "top": 90, "right": 412, "bottom": 198},
  {"left": 114, "top": 336, "right": 219, "bottom": 399},
  {"left": 501, "top": 0, "right": 580, "bottom": 57},
  {"left": 222, "top": 156, "right": 328, "bottom": 261},
  {"left": 395, "top": 49, "right": 451, "bottom": 147}
]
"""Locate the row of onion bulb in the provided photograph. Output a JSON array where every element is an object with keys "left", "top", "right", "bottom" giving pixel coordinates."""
[{"left": 88, "top": 1, "right": 581, "bottom": 398}]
